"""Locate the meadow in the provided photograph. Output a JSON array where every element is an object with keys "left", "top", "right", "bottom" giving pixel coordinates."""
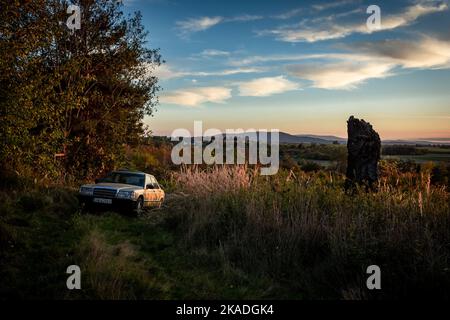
[
  {"left": 280, "top": 143, "right": 450, "bottom": 170},
  {"left": 1, "top": 153, "right": 450, "bottom": 299},
  {"left": 2, "top": 0, "right": 449, "bottom": 301}
]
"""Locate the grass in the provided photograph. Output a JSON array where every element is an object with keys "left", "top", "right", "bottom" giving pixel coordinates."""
[
  {"left": 417, "top": 146, "right": 450, "bottom": 154},
  {"left": 0, "top": 186, "right": 276, "bottom": 299},
  {"left": 382, "top": 154, "right": 450, "bottom": 163},
  {"left": 170, "top": 165, "right": 450, "bottom": 299},
  {"left": 1, "top": 164, "right": 450, "bottom": 299}
]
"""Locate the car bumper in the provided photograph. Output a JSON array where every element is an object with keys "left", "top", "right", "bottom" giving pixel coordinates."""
[{"left": 78, "top": 195, "right": 137, "bottom": 210}]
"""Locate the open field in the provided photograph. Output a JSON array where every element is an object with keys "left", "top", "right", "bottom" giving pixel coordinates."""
[
  {"left": 2, "top": 0, "right": 450, "bottom": 305},
  {"left": 279, "top": 143, "right": 450, "bottom": 170},
  {"left": 382, "top": 154, "right": 450, "bottom": 163},
  {"left": 1, "top": 163, "right": 450, "bottom": 299}
]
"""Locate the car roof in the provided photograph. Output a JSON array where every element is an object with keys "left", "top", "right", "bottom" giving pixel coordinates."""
[{"left": 113, "top": 170, "right": 149, "bottom": 176}]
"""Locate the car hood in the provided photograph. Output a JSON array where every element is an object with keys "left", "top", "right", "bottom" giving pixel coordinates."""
[{"left": 81, "top": 183, "right": 142, "bottom": 191}]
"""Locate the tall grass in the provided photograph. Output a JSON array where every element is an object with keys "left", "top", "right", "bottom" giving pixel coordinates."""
[
  {"left": 74, "top": 229, "right": 170, "bottom": 299},
  {"left": 173, "top": 165, "right": 254, "bottom": 195},
  {"left": 2, "top": 164, "right": 449, "bottom": 299},
  {"left": 170, "top": 165, "right": 450, "bottom": 299}
]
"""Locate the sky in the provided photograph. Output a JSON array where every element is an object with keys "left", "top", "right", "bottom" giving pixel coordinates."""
[{"left": 122, "top": 0, "right": 450, "bottom": 140}]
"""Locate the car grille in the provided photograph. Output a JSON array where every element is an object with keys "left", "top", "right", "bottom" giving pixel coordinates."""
[{"left": 93, "top": 188, "right": 117, "bottom": 199}]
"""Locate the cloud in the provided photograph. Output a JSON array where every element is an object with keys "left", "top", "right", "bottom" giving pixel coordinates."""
[
  {"left": 152, "top": 64, "right": 183, "bottom": 80},
  {"left": 228, "top": 53, "right": 344, "bottom": 66},
  {"left": 152, "top": 64, "right": 265, "bottom": 80},
  {"left": 286, "top": 36, "right": 450, "bottom": 89},
  {"left": 238, "top": 76, "right": 300, "bottom": 96},
  {"left": 199, "top": 49, "right": 230, "bottom": 57},
  {"left": 272, "top": 0, "right": 357, "bottom": 20},
  {"left": 259, "top": 2, "right": 448, "bottom": 42},
  {"left": 232, "top": 35, "right": 450, "bottom": 68},
  {"left": 312, "top": 0, "right": 357, "bottom": 11},
  {"left": 160, "top": 87, "right": 232, "bottom": 107},
  {"left": 351, "top": 36, "right": 450, "bottom": 69},
  {"left": 272, "top": 8, "right": 303, "bottom": 20},
  {"left": 176, "top": 16, "right": 223, "bottom": 36},
  {"left": 176, "top": 14, "right": 263, "bottom": 37},
  {"left": 206, "top": 67, "right": 266, "bottom": 76},
  {"left": 377, "top": 1, "right": 448, "bottom": 31},
  {"left": 227, "top": 14, "right": 263, "bottom": 22},
  {"left": 287, "top": 61, "right": 394, "bottom": 89}
]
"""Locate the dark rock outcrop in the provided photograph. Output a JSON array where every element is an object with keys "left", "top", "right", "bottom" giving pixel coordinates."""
[{"left": 345, "top": 116, "right": 381, "bottom": 192}]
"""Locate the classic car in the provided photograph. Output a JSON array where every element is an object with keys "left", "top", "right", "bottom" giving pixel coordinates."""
[{"left": 78, "top": 170, "right": 165, "bottom": 214}]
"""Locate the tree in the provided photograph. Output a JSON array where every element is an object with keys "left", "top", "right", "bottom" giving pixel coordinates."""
[
  {"left": 0, "top": 0, "right": 55, "bottom": 177},
  {"left": 0, "top": 0, "right": 162, "bottom": 181}
]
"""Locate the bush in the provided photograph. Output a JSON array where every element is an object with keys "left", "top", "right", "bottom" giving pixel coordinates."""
[{"left": 300, "top": 161, "right": 323, "bottom": 172}]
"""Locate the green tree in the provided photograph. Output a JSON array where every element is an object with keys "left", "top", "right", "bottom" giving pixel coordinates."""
[
  {"left": 0, "top": 0, "right": 162, "bottom": 181},
  {"left": 0, "top": 0, "right": 56, "bottom": 177}
]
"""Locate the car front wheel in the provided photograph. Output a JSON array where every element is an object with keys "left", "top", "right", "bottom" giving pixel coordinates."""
[{"left": 134, "top": 197, "right": 144, "bottom": 215}]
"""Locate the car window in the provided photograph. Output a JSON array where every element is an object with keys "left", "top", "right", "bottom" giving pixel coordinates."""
[
  {"left": 147, "top": 176, "right": 159, "bottom": 189},
  {"left": 147, "top": 175, "right": 153, "bottom": 186},
  {"left": 126, "top": 176, "right": 142, "bottom": 186},
  {"left": 101, "top": 172, "right": 145, "bottom": 187}
]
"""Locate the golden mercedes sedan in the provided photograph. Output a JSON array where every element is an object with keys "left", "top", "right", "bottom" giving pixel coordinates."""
[{"left": 78, "top": 170, "right": 165, "bottom": 214}]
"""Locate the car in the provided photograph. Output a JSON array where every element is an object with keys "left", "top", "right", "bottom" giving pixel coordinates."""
[{"left": 78, "top": 170, "right": 165, "bottom": 214}]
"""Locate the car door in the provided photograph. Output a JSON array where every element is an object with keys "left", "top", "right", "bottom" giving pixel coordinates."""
[
  {"left": 144, "top": 174, "right": 156, "bottom": 205},
  {"left": 153, "top": 177, "right": 163, "bottom": 201},
  {"left": 150, "top": 176, "right": 161, "bottom": 204}
]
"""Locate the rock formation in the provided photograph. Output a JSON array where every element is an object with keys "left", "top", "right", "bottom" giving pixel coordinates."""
[{"left": 345, "top": 116, "right": 381, "bottom": 192}]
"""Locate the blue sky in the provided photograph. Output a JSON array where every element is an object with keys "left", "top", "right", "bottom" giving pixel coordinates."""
[{"left": 123, "top": 0, "right": 450, "bottom": 139}]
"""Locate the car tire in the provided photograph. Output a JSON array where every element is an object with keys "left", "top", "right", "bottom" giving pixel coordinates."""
[
  {"left": 134, "top": 196, "right": 144, "bottom": 216},
  {"left": 157, "top": 198, "right": 164, "bottom": 209}
]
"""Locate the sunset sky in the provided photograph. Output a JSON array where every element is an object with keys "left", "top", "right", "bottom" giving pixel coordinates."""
[{"left": 123, "top": 0, "right": 450, "bottom": 140}]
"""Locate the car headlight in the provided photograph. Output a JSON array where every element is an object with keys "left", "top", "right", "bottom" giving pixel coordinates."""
[
  {"left": 116, "top": 191, "right": 135, "bottom": 199},
  {"left": 79, "top": 187, "right": 94, "bottom": 196}
]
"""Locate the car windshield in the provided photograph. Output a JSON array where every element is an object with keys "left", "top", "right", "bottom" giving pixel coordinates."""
[{"left": 100, "top": 172, "right": 145, "bottom": 187}]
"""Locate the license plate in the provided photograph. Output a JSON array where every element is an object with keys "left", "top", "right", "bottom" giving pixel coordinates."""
[{"left": 93, "top": 198, "right": 112, "bottom": 204}]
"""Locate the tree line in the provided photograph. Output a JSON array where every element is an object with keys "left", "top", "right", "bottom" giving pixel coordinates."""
[{"left": 0, "top": 0, "right": 161, "bottom": 182}]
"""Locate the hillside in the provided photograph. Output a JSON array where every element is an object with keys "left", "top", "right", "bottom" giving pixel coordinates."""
[{"left": 163, "top": 132, "right": 450, "bottom": 145}]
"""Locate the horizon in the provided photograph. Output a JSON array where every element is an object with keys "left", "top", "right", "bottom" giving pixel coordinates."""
[
  {"left": 121, "top": 0, "right": 450, "bottom": 140},
  {"left": 151, "top": 130, "right": 450, "bottom": 142}
]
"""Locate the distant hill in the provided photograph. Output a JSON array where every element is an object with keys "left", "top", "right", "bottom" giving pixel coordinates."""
[
  {"left": 211, "top": 131, "right": 345, "bottom": 144},
  {"left": 168, "top": 132, "right": 345, "bottom": 145},
  {"left": 294, "top": 134, "right": 347, "bottom": 144},
  {"left": 383, "top": 139, "right": 450, "bottom": 145},
  {"left": 278, "top": 132, "right": 341, "bottom": 144},
  {"left": 163, "top": 132, "right": 450, "bottom": 145}
]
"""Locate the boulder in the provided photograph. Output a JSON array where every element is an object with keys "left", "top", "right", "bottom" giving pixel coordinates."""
[{"left": 345, "top": 116, "right": 381, "bottom": 192}]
